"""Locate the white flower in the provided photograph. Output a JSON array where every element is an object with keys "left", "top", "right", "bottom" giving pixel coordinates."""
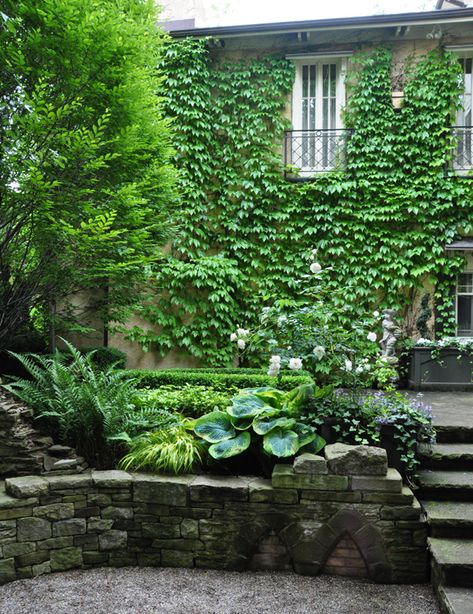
[
  {"left": 230, "top": 333, "right": 238, "bottom": 342},
  {"left": 373, "top": 310, "right": 380, "bottom": 318},
  {"left": 268, "top": 356, "right": 281, "bottom": 377},
  {"left": 277, "top": 316, "right": 288, "bottom": 327},
  {"left": 343, "top": 359, "right": 353, "bottom": 372},
  {"left": 310, "top": 262, "right": 322, "bottom": 274},
  {"left": 355, "top": 365, "right": 364, "bottom": 374},
  {"left": 237, "top": 328, "right": 249, "bottom": 338},
  {"left": 268, "top": 367, "right": 280, "bottom": 377},
  {"left": 270, "top": 355, "right": 281, "bottom": 365},
  {"left": 367, "top": 332, "right": 377, "bottom": 343},
  {"left": 237, "top": 339, "right": 246, "bottom": 350},
  {"left": 310, "top": 248, "right": 318, "bottom": 260},
  {"left": 312, "top": 345, "right": 325, "bottom": 360},
  {"left": 288, "top": 357, "right": 303, "bottom": 370}
]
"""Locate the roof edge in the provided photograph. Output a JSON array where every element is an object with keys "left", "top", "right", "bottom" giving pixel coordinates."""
[{"left": 168, "top": 8, "right": 473, "bottom": 38}]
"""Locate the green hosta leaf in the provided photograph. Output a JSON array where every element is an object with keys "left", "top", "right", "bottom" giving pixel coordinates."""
[
  {"left": 208, "top": 431, "right": 251, "bottom": 459},
  {"left": 312, "top": 385, "right": 334, "bottom": 400},
  {"left": 194, "top": 411, "right": 235, "bottom": 443},
  {"left": 292, "top": 422, "right": 318, "bottom": 448},
  {"left": 230, "top": 416, "right": 253, "bottom": 430},
  {"left": 252, "top": 388, "right": 286, "bottom": 408},
  {"left": 299, "top": 433, "right": 326, "bottom": 455},
  {"left": 285, "top": 383, "right": 315, "bottom": 413},
  {"left": 253, "top": 416, "right": 296, "bottom": 435},
  {"left": 227, "top": 394, "right": 271, "bottom": 419},
  {"left": 263, "top": 428, "right": 299, "bottom": 457}
]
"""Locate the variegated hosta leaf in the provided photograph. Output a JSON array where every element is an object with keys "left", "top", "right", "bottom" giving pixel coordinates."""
[
  {"left": 253, "top": 388, "right": 287, "bottom": 408},
  {"left": 194, "top": 411, "right": 235, "bottom": 443},
  {"left": 230, "top": 416, "right": 253, "bottom": 430},
  {"left": 208, "top": 431, "right": 251, "bottom": 459},
  {"left": 292, "top": 422, "right": 317, "bottom": 448},
  {"left": 285, "top": 383, "right": 315, "bottom": 413},
  {"left": 227, "top": 394, "right": 271, "bottom": 419},
  {"left": 263, "top": 428, "right": 299, "bottom": 457},
  {"left": 253, "top": 416, "right": 296, "bottom": 435},
  {"left": 299, "top": 433, "right": 326, "bottom": 455}
]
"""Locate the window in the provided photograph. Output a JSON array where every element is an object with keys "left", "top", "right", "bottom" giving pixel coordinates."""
[
  {"left": 456, "top": 271, "right": 473, "bottom": 336},
  {"left": 452, "top": 50, "right": 473, "bottom": 171},
  {"left": 285, "top": 55, "right": 349, "bottom": 177}
]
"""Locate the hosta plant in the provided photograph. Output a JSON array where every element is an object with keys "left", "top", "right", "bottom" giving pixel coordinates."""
[{"left": 193, "top": 383, "right": 329, "bottom": 461}]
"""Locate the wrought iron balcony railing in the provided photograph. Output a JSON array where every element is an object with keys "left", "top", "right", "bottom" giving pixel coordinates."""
[
  {"left": 451, "top": 126, "right": 473, "bottom": 175},
  {"left": 284, "top": 129, "right": 352, "bottom": 179}
]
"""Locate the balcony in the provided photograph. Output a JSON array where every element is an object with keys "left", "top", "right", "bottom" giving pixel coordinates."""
[
  {"left": 283, "top": 129, "right": 352, "bottom": 180},
  {"left": 451, "top": 126, "right": 473, "bottom": 176}
]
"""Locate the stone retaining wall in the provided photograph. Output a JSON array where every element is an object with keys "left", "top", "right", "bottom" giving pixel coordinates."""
[{"left": 0, "top": 445, "right": 428, "bottom": 585}]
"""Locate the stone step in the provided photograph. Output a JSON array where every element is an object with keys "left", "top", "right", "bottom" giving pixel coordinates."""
[
  {"left": 429, "top": 538, "right": 473, "bottom": 588},
  {"left": 436, "top": 425, "right": 473, "bottom": 444},
  {"left": 422, "top": 501, "right": 473, "bottom": 538},
  {"left": 419, "top": 443, "right": 473, "bottom": 469},
  {"left": 418, "top": 471, "right": 473, "bottom": 501},
  {"left": 438, "top": 585, "right": 473, "bottom": 614}
]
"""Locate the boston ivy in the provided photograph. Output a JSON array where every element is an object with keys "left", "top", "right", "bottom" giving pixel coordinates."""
[{"left": 128, "top": 39, "right": 473, "bottom": 365}]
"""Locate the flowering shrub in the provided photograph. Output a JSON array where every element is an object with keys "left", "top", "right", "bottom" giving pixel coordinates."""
[
  {"left": 302, "top": 390, "right": 434, "bottom": 476},
  {"left": 230, "top": 250, "right": 397, "bottom": 388},
  {"left": 415, "top": 337, "right": 473, "bottom": 352}
]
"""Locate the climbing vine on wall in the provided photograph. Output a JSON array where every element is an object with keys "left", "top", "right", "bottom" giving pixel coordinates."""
[{"left": 127, "top": 39, "right": 473, "bottom": 364}]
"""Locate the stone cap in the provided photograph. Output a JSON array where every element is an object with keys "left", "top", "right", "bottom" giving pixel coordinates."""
[{"left": 324, "top": 444, "right": 388, "bottom": 476}]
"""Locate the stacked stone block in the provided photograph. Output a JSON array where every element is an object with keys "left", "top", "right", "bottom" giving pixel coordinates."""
[{"left": 0, "top": 444, "right": 428, "bottom": 585}]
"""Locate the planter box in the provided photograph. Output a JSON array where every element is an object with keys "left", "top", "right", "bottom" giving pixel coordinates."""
[{"left": 409, "top": 347, "right": 473, "bottom": 391}]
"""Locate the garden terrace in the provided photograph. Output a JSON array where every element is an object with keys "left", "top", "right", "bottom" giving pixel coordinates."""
[{"left": 0, "top": 444, "right": 427, "bottom": 585}]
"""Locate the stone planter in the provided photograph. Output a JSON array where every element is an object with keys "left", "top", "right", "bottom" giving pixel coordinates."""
[{"left": 408, "top": 347, "right": 473, "bottom": 391}]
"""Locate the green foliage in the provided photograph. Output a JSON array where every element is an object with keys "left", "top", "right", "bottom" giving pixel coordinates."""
[
  {"left": 302, "top": 390, "right": 434, "bottom": 475},
  {"left": 128, "top": 368, "right": 313, "bottom": 391},
  {"left": 119, "top": 426, "right": 205, "bottom": 474},
  {"left": 81, "top": 347, "right": 127, "bottom": 370},
  {"left": 0, "top": 0, "right": 175, "bottom": 348},
  {"left": 2, "top": 341, "right": 173, "bottom": 465},
  {"left": 415, "top": 293, "right": 433, "bottom": 339},
  {"left": 131, "top": 40, "right": 473, "bottom": 363},
  {"left": 133, "top": 385, "right": 234, "bottom": 418},
  {"left": 193, "top": 384, "right": 327, "bottom": 461}
]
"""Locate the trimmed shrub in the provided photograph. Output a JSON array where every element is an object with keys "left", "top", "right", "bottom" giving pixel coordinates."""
[
  {"left": 127, "top": 368, "right": 313, "bottom": 391},
  {"left": 134, "top": 385, "right": 235, "bottom": 418}
]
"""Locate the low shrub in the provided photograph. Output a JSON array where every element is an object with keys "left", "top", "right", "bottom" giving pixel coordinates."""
[
  {"left": 134, "top": 385, "right": 235, "bottom": 418},
  {"left": 81, "top": 346, "right": 127, "bottom": 370},
  {"left": 128, "top": 368, "right": 313, "bottom": 391}
]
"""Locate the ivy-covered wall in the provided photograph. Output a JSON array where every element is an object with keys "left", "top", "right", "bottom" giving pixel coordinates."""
[{"left": 123, "top": 39, "right": 473, "bottom": 366}]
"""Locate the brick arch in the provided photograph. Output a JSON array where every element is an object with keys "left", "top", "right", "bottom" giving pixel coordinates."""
[
  {"left": 290, "top": 509, "right": 392, "bottom": 582},
  {"left": 230, "top": 513, "right": 293, "bottom": 571}
]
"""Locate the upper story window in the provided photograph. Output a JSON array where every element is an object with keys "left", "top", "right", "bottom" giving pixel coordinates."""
[
  {"left": 284, "top": 54, "right": 350, "bottom": 179},
  {"left": 457, "top": 270, "right": 473, "bottom": 336},
  {"left": 451, "top": 48, "right": 473, "bottom": 173}
]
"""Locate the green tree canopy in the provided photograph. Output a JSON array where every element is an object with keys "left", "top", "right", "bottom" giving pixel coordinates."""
[{"left": 0, "top": 0, "right": 175, "bottom": 349}]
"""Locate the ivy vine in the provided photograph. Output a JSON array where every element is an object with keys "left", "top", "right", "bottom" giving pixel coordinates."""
[{"left": 127, "top": 40, "right": 473, "bottom": 365}]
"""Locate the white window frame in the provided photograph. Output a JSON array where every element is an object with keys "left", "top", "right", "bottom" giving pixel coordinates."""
[
  {"left": 286, "top": 53, "right": 349, "bottom": 175},
  {"left": 446, "top": 46, "right": 473, "bottom": 172},
  {"left": 456, "top": 266, "right": 473, "bottom": 337},
  {"left": 289, "top": 54, "right": 348, "bottom": 132}
]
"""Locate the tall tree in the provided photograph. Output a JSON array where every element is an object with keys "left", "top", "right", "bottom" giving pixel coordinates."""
[{"left": 0, "top": 0, "right": 175, "bottom": 350}]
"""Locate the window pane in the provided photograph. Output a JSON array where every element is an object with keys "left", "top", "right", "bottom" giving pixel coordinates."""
[
  {"left": 309, "top": 65, "right": 316, "bottom": 98},
  {"left": 302, "top": 65, "right": 308, "bottom": 98},
  {"left": 458, "top": 295, "right": 473, "bottom": 335},
  {"left": 458, "top": 273, "right": 473, "bottom": 293}
]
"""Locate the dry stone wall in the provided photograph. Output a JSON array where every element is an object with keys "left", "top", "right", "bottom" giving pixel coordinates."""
[{"left": 0, "top": 445, "right": 428, "bottom": 585}]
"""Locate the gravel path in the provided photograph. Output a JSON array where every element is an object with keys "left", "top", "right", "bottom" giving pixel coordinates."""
[{"left": 0, "top": 567, "right": 439, "bottom": 614}]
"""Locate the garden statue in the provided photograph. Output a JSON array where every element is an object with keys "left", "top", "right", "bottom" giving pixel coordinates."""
[{"left": 380, "top": 309, "right": 401, "bottom": 362}]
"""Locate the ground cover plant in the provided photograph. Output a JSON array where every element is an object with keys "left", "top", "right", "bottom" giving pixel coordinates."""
[{"left": 301, "top": 389, "right": 434, "bottom": 476}]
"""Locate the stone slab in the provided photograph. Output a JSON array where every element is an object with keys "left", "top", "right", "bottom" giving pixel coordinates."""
[
  {"left": 133, "top": 474, "right": 193, "bottom": 506},
  {"left": 91, "top": 470, "right": 132, "bottom": 489},
  {"left": 293, "top": 454, "right": 327, "bottom": 474},
  {"left": 350, "top": 468, "right": 402, "bottom": 492},
  {"left": 272, "top": 465, "right": 348, "bottom": 491},
  {"left": 439, "top": 585, "right": 473, "bottom": 614},
  {"left": 325, "top": 443, "right": 387, "bottom": 476},
  {"left": 190, "top": 476, "right": 248, "bottom": 503},
  {"left": 5, "top": 476, "right": 49, "bottom": 499}
]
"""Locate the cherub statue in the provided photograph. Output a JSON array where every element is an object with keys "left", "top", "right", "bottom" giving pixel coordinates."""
[{"left": 380, "top": 309, "right": 401, "bottom": 359}]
